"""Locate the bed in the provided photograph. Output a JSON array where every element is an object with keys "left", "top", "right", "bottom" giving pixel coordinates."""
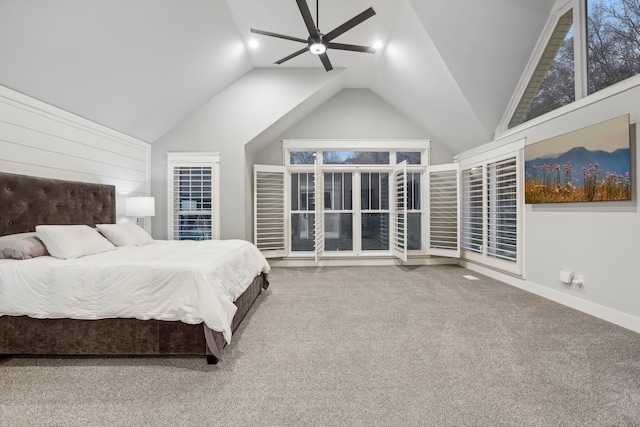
[{"left": 0, "top": 172, "right": 270, "bottom": 364}]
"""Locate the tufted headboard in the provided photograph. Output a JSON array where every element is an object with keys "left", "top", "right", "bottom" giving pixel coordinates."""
[{"left": 0, "top": 172, "right": 116, "bottom": 237}]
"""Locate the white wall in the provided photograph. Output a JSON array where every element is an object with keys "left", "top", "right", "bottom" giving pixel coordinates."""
[
  {"left": 461, "top": 82, "right": 640, "bottom": 333},
  {"left": 150, "top": 68, "right": 346, "bottom": 241},
  {"left": 252, "top": 88, "right": 453, "bottom": 166},
  {"left": 0, "top": 85, "right": 151, "bottom": 223}
]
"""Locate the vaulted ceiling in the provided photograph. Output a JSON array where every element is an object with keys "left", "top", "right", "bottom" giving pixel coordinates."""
[{"left": 0, "top": 0, "right": 556, "bottom": 155}]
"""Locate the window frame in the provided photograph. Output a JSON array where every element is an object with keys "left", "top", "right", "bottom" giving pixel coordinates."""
[
  {"left": 499, "top": 0, "right": 640, "bottom": 136},
  {"left": 508, "top": 8, "right": 575, "bottom": 128},
  {"left": 167, "top": 152, "right": 221, "bottom": 241},
  {"left": 282, "top": 140, "right": 431, "bottom": 260},
  {"left": 458, "top": 143, "right": 524, "bottom": 276}
]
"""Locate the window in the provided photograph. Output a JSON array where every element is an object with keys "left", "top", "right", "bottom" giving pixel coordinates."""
[
  {"left": 406, "top": 172, "right": 422, "bottom": 250},
  {"left": 323, "top": 172, "right": 354, "bottom": 251},
  {"left": 487, "top": 158, "right": 518, "bottom": 263},
  {"left": 290, "top": 151, "right": 316, "bottom": 165},
  {"left": 587, "top": 0, "right": 640, "bottom": 94},
  {"left": 290, "top": 172, "right": 315, "bottom": 251},
  {"left": 253, "top": 140, "right": 456, "bottom": 261},
  {"left": 323, "top": 151, "right": 390, "bottom": 165},
  {"left": 461, "top": 166, "right": 484, "bottom": 254},
  {"left": 509, "top": 9, "right": 574, "bottom": 128},
  {"left": 360, "top": 172, "right": 390, "bottom": 251},
  {"left": 167, "top": 153, "right": 220, "bottom": 240},
  {"left": 507, "top": 0, "right": 640, "bottom": 129},
  {"left": 460, "top": 152, "right": 522, "bottom": 275}
]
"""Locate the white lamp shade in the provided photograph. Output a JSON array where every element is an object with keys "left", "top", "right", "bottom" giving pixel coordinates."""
[{"left": 125, "top": 197, "right": 156, "bottom": 217}]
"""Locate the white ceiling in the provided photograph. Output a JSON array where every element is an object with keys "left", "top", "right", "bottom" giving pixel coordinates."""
[{"left": 0, "top": 0, "right": 557, "bottom": 153}]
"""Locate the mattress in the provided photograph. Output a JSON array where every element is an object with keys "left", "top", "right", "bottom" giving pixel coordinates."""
[{"left": 0, "top": 239, "right": 270, "bottom": 343}]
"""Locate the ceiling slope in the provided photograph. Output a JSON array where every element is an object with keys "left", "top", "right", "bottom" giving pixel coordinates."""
[
  {"left": 371, "top": 1, "right": 490, "bottom": 155},
  {"left": 154, "top": 67, "right": 346, "bottom": 150},
  {"left": 408, "top": 0, "right": 556, "bottom": 140},
  {"left": 0, "top": 0, "right": 558, "bottom": 156},
  {"left": 0, "top": 0, "right": 253, "bottom": 143}
]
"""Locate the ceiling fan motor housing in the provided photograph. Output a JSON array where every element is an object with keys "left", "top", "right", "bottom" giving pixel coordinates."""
[
  {"left": 308, "top": 35, "right": 327, "bottom": 55},
  {"left": 250, "top": 0, "right": 376, "bottom": 71}
]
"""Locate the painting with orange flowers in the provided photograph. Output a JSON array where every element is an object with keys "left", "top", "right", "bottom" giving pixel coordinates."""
[{"left": 524, "top": 114, "right": 631, "bottom": 203}]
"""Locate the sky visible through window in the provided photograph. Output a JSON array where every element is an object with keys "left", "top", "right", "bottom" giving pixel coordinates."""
[{"left": 510, "top": 0, "right": 640, "bottom": 127}]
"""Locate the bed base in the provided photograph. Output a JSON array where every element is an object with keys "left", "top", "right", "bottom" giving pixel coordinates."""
[
  {"left": 0, "top": 172, "right": 269, "bottom": 365},
  {"left": 0, "top": 273, "right": 266, "bottom": 364}
]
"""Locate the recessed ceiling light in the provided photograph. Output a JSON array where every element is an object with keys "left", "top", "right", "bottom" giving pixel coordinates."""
[
  {"left": 249, "top": 40, "right": 259, "bottom": 49},
  {"left": 373, "top": 41, "right": 384, "bottom": 49}
]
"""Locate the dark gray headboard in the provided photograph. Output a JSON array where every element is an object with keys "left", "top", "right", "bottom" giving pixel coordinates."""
[{"left": 0, "top": 172, "right": 116, "bottom": 236}]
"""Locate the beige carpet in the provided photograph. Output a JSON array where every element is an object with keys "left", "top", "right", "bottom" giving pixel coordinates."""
[{"left": 1, "top": 265, "right": 640, "bottom": 426}]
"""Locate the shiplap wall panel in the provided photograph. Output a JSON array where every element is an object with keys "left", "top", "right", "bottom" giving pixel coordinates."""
[
  {"left": 0, "top": 137, "right": 146, "bottom": 183},
  {"left": 0, "top": 85, "right": 150, "bottom": 222},
  {"left": 0, "top": 120, "right": 146, "bottom": 173}
]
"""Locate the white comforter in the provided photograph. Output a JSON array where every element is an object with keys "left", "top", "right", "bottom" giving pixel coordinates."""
[{"left": 0, "top": 239, "right": 270, "bottom": 343}]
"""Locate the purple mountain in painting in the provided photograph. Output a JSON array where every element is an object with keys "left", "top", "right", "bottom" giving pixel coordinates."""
[{"left": 525, "top": 146, "right": 630, "bottom": 182}]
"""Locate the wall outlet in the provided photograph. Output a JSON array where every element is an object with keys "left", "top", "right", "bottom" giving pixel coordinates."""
[
  {"left": 559, "top": 270, "right": 573, "bottom": 284},
  {"left": 572, "top": 274, "right": 585, "bottom": 287}
]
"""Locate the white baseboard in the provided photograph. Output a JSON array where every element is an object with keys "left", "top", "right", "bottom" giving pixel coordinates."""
[
  {"left": 269, "top": 256, "right": 458, "bottom": 268},
  {"left": 460, "top": 260, "right": 640, "bottom": 335}
]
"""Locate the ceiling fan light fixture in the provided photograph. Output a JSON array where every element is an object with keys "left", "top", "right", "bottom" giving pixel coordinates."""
[
  {"left": 309, "top": 41, "right": 326, "bottom": 55},
  {"left": 250, "top": 1, "right": 376, "bottom": 71}
]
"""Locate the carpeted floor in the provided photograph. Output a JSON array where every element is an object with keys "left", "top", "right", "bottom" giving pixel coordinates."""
[{"left": 1, "top": 265, "right": 639, "bottom": 426}]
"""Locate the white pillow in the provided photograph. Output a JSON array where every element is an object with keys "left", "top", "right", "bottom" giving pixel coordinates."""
[
  {"left": 96, "top": 223, "right": 154, "bottom": 247},
  {"left": 36, "top": 225, "right": 116, "bottom": 259}
]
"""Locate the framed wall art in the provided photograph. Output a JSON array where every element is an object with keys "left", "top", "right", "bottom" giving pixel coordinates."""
[{"left": 524, "top": 114, "right": 631, "bottom": 203}]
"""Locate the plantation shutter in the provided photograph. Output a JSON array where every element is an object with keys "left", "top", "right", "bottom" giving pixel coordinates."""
[
  {"left": 487, "top": 157, "right": 517, "bottom": 263},
  {"left": 254, "top": 165, "right": 286, "bottom": 258},
  {"left": 167, "top": 153, "right": 220, "bottom": 241},
  {"left": 391, "top": 161, "right": 408, "bottom": 261},
  {"left": 314, "top": 160, "right": 324, "bottom": 262},
  {"left": 427, "top": 163, "right": 460, "bottom": 257},
  {"left": 461, "top": 166, "right": 484, "bottom": 254}
]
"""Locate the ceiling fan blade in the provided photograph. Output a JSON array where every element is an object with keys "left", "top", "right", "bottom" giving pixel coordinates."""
[
  {"left": 275, "top": 47, "right": 309, "bottom": 65},
  {"left": 319, "top": 52, "right": 333, "bottom": 71},
  {"left": 324, "top": 7, "right": 376, "bottom": 42},
  {"left": 328, "top": 42, "right": 376, "bottom": 53},
  {"left": 250, "top": 28, "right": 307, "bottom": 44},
  {"left": 296, "top": 0, "right": 320, "bottom": 39}
]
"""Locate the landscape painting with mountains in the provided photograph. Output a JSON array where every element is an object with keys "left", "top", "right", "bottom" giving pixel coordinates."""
[{"left": 524, "top": 115, "right": 631, "bottom": 203}]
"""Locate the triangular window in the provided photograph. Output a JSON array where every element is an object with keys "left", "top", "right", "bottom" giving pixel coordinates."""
[{"left": 509, "top": 9, "right": 575, "bottom": 128}]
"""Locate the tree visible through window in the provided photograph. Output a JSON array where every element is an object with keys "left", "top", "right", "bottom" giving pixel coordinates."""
[
  {"left": 587, "top": 0, "right": 640, "bottom": 94},
  {"left": 509, "top": 10, "right": 574, "bottom": 128},
  {"left": 510, "top": 0, "right": 640, "bottom": 128}
]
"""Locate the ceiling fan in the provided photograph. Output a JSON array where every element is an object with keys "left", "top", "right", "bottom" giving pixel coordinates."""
[{"left": 250, "top": 0, "right": 377, "bottom": 72}]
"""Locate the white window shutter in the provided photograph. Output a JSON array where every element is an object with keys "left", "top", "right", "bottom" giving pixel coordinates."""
[
  {"left": 167, "top": 153, "right": 220, "bottom": 241},
  {"left": 314, "top": 160, "right": 324, "bottom": 262},
  {"left": 254, "top": 165, "right": 287, "bottom": 258},
  {"left": 487, "top": 157, "right": 518, "bottom": 263},
  {"left": 427, "top": 163, "right": 460, "bottom": 258},
  {"left": 391, "top": 161, "right": 408, "bottom": 261},
  {"left": 461, "top": 166, "right": 484, "bottom": 254}
]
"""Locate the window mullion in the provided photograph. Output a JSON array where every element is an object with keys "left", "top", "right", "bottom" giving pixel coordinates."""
[
  {"left": 353, "top": 172, "right": 362, "bottom": 254},
  {"left": 574, "top": 0, "right": 588, "bottom": 100}
]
